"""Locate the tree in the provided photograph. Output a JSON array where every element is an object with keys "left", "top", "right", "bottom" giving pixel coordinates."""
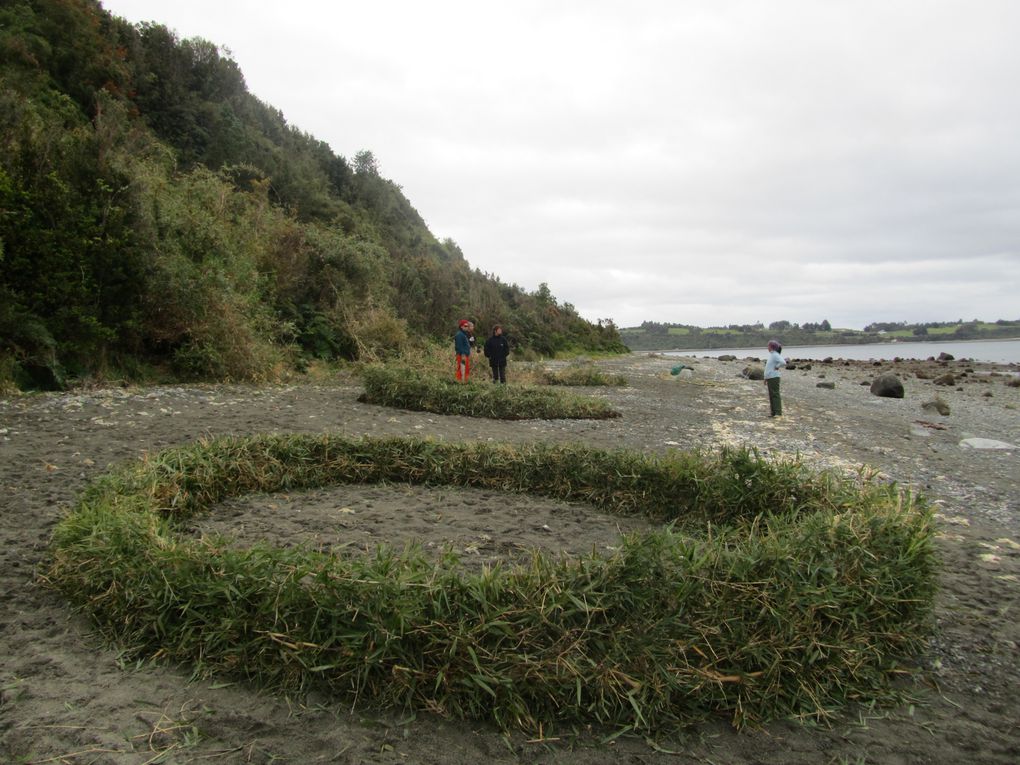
[{"left": 354, "top": 149, "right": 380, "bottom": 176}]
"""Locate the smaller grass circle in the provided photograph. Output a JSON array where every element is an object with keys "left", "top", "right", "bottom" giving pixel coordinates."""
[
  {"left": 49, "top": 434, "right": 936, "bottom": 733},
  {"left": 358, "top": 364, "right": 621, "bottom": 419}
]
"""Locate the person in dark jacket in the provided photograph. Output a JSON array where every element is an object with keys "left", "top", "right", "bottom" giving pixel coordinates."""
[
  {"left": 454, "top": 319, "right": 472, "bottom": 381},
  {"left": 483, "top": 324, "right": 510, "bottom": 383}
]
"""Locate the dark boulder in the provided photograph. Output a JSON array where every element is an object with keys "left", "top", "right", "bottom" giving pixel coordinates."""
[
  {"left": 938, "top": 352, "right": 955, "bottom": 361},
  {"left": 933, "top": 373, "right": 956, "bottom": 386},
  {"left": 816, "top": 381, "right": 836, "bottom": 389},
  {"left": 870, "top": 373, "right": 905, "bottom": 398},
  {"left": 718, "top": 354, "right": 737, "bottom": 361},
  {"left": 741, "top": 366, "right": 764, "bottom": 380}
]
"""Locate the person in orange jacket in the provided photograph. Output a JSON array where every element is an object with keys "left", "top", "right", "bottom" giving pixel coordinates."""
[{"left": 454, "top": 319, "right": 472, "bottom": 381}]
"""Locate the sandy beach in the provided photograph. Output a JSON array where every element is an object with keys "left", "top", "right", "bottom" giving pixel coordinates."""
[{"left": 2, "top": 353, "right": 1018, "bottom": 764}]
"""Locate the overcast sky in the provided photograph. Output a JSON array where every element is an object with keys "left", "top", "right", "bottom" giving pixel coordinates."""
[{"left": 101, "top": 0, "right": 1020, "bottom": 329}]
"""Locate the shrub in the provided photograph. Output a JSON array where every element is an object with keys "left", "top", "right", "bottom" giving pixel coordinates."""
[{"left": 49, "top": 435, "right": 936, "bottom": 734}]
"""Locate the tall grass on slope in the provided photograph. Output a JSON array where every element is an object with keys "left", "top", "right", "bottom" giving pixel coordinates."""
[
  {"left": 48, "top": 435, "right": 936, "bottom": 733},
  {"left": 358, "top": 364, "right": 620, "bottom": 419}
]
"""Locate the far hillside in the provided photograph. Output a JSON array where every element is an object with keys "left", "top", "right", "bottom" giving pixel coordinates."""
[{"left": 620, "top": 319, "right": 1020, "bottom": 352}]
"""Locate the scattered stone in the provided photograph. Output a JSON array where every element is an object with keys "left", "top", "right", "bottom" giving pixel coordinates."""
[
  {"left": 718, "top": 354, "right": 737, "bottom": 361},
  {"left": 870, "top": 374, "right": 905, "bottom": 399},
  {"left": 922, "top": 397, "right": 951, "bottom": 416},
  {"left": 959, "top": 438, "right": 1017, "bottom": 450},
  {"left": 939, "top": 352, "right": 955, "bottom": 361},
  {"left": 816, "top": 382, "right": 836, "bottom": 389}
]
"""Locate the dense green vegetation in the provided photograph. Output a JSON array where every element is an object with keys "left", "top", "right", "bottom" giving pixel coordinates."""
[
  {"left": 50, "top": 433, "right": 935, "bottom": 732},
  {"left": 621, "top": 318, "right": 1020, "bottom": 351},
  {"left": 0, "top": 0, "right": 625, "bottom": 391}
]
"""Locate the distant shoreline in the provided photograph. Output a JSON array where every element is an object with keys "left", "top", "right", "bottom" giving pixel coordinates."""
[
  {"left": 641, "top": 335, "right": 1020, "bottom": 353},
  {"left": 651, "top": 337, "right": 1020, "bottom": 365}
]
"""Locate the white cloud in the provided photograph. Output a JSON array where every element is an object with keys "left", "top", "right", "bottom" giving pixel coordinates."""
[{"left": 101, "top": 0, "right": 1020, "bottom": 327}]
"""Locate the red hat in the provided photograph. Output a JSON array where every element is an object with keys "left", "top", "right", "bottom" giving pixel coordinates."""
[{"left": 459, "top": 319, "right": 470, "bottom": 328}]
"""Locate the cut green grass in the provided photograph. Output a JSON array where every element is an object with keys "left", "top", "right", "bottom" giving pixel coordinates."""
[
  {"left": 537, "top": 363, "right": 627, "bottom": 387},
  {"left": 358, "top": 364, "right": 620, "bottom": 419},
  {"left": 49, "top": 435, "right": 936, "bottom": 734}
]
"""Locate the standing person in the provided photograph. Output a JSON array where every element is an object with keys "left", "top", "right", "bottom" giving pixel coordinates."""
[
  {"left": 483, "top": 324, "right": 510, "bottom": 383},
  {"left": 763, "top": 339, "right": 787, "bottom": 417},
  {"left": 454, "top": 319, "right": 472, "bottom": 381}
]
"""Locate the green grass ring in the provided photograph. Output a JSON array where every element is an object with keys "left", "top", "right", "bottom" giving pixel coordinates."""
[{"left": 49, "top": 434, "right": 936, "bottom": 733}]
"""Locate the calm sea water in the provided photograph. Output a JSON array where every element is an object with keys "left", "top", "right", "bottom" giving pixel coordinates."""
[{"left": 663, "top": 338, "right": 1020, "bottom": 364}]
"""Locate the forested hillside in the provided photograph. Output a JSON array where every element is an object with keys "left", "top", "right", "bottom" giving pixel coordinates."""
[{"left": 0, "top": 0, "right": 625, "bottom": 390}]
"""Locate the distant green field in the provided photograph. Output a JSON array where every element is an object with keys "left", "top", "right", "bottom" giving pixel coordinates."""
[{"left": 887, "top": 323, "right": 1009, "bottom": 338}]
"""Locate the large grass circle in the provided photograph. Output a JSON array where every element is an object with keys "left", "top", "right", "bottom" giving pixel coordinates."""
[{"left": 49, "top": 434, "right": 936, "bottom": 733}]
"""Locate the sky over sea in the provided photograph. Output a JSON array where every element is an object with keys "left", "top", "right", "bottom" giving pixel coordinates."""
[{"left": 101, "top": 0, "right": 1020, "bottom": 329}]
